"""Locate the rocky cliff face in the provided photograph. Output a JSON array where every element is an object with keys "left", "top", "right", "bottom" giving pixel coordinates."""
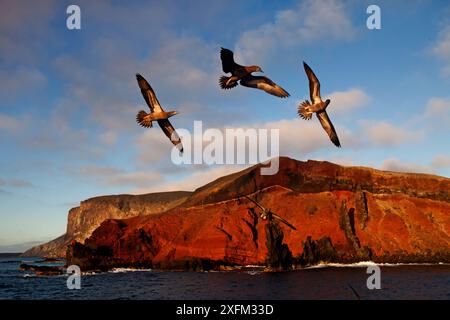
[
  {"left": 22, "top": 192, "right": 191, "bottom": 257},
  {"left": 66, "top": 157, "right": 450, "bottom": 270}
]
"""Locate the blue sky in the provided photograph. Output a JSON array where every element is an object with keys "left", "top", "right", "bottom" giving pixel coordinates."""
[{"left": 1, "top": 0, "right": 449, "bottom": 251}]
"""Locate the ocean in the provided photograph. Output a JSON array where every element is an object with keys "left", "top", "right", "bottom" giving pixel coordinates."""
[{"left": 1, "top": 256, "right": 449, "bottom": 300}]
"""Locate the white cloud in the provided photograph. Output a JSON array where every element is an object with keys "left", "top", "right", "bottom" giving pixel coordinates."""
[
  {"left": 74, "top": 164, "right": 162, "bottom": 188},
  {"left": 0, "top": 67, "right": 47, "bottom": 97},
  {"left": 135, "top": 130, "right": 176, "bottom": 166},
  {"left": 98, "top": 131, "right": 118, "bottom": 145},
  {"left": 130, "top": 116, "right": 360, "bottom": 193},
  {"left": 52, "top": 34, "right": 221, "bottom": 136},
  {"left": 21, "top": 111, "right": 98, "bottom": 158},
  {"left": 431, "top": 154, "right": 450, "bottom": 169},
  {"left": 76, "top": 165, "right": 123, "bottom": 177},
  {"left": 424, "top": 97, "right": 450, "bottom": 118},
  {"left": 235, "top": 0, "right": 355, "bottom": 63},
  {"left": 261, "top": 118, "right": 354, "bottom": 154},
  {"left": 379, "top": 155, "right": 450, "bottom": 175},
  {"left": 325, "top": 88, "right": 371, "bottom": 114},
  {"left": 380, "top": 158, "right": 432, "bottom": 174},
  {"left": 328, "top": 157, "right": 356, "bottom": 167},
  {"left": 0, "top": 1, "right": 57, "bottom": 66},
  {"left": 0, "top": 178, "right": 32, "bottom": 188},
  {"left": 132, "top": 164, "right": 244, "bottom": 193},
  {"left": 367, "top": 121, "right": 422, "bottom": 146},
  {"left": 0, "top": 113, "right": 20, "bottom": 132},
  {"left": 134, "top": 116, "right": 360, "bottom": 172},
  {"left": 107, "top": 171, "right": 162, "bottom": 188},
  {"left": 142, "top": 36, "right": 220, "bottom": 97},
  {"left": 432, "top": 26, "right": 450, "bottom": 76}
]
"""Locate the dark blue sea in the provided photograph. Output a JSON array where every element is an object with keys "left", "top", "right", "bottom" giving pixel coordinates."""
[{"left": 1, "top": 256, "right": 449, "bottom": 300}]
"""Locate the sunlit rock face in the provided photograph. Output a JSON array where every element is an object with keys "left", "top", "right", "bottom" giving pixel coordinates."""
[
  {"left": 21, "top": 192, "right": 191, "bottom": 258},
  {"left": 63, "top": 157, "right": 450, "bottom": 270}
]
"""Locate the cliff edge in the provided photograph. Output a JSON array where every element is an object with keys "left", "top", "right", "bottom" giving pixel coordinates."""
[
  {"left": 64, "top": 157, "right": 450, "bottom": 270},
  {"left": 21, "top": 191, "right": 192, "bottom": 257}
]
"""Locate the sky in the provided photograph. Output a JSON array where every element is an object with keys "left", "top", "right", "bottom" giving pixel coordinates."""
[{"left": 0, "top": 0, "right": 449, "bottom": 251}]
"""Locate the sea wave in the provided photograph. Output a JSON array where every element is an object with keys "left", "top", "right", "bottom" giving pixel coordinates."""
[
  {"left": 245, "top": 271, "right": 263, "bottom": 275},
  {"left": 109, "top": 268, "right": 152, "bottom": 273},
  {"left": 22, "top": 273, "right": 35, "bottom": 278},
  {"left": 305, "top": 261, "right": 450, "bottom": 269},
  {"left": 244, "top": 265, "right": 265, "bottom": 268}
]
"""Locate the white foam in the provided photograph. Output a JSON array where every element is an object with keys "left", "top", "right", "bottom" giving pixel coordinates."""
[
  {"left": 245, "top": 271, "right": 263, "bottom": 275},
  {"left": 305, "top": 261, "right": 450, "bottom": 269},
  {"left": 109, "top": 268, "right": 152, "bottom": 273},
  {"left": 244, "top": 265, "right": 264, "bottom": 268},
  {"left": 22, "top": 273, "right": 34, "bottom": 278}
]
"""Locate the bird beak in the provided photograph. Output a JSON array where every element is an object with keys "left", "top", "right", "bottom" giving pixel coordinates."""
[{"left": 260, "top": 69, "right": 264, "bottom": 73}]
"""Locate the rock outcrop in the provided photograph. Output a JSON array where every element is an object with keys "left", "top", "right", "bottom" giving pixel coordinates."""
[
  {"left": 65, "top": 157, "right": 450, "bottom": 271},
  {"left": 22, "top": 192, "right": 191, "bottom": 257}
]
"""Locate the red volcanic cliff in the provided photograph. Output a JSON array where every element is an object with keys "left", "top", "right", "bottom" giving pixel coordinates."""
[
  {"left": 22, "top": 192, "right": 191, "bottom": 257},
  {"left": 67, "top": 157, "right": 450, "bottom": 270}
]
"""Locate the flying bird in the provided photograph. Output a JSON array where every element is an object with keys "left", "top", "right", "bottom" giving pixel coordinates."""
[
  {"left": 244, "top": 196, "right": 297, "bottom": 231},
  {"left": 298, "top": 62, "right": 341, "bottom": 147},
  {"left": 135, "top": 73, "right": 183, "bottom": 153},
  {"left": 219, "top": 47, "right": 290, "bottom": 98}
]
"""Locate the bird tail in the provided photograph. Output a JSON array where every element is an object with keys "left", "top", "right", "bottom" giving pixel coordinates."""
[
  {"left": 136, "top": 110, "right": 153, "bottom": 128},
  {"left": 298, "top": 101, "right": 313, "bottom": 120},
  {"left": 219, "top": 76, "right": 238, "bottom": 89}
]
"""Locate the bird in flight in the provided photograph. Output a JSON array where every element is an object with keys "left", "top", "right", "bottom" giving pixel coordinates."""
[
  {"left": 298, "top": 62, "right": 341, "bottom": 147},
  {"left": 135, "top": 73, "right": 183, "bottom": 153},
  {"left": 219, "top": 47, "right": 290, "bottom": 98},
  {"left": 244, "top": 195, "right": 297, "bottom": 231}
]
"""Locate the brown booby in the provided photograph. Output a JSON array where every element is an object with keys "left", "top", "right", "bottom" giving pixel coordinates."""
[
  {"left": 135, "top": 73, "right": 183, "bottom": 152},
  {"left": 219, "top": 47, "right": 290, "bottom": 98},
  {"left": 244, "top": 196, "right": 297, "bottom": 231},
  {"left": 298, "top": 62, "right": 341, "bottom": 147}
]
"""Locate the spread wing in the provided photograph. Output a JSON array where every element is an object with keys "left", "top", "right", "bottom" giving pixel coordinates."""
[
  {"left": 136, "top": 74, "right": 163, "bottom": 113},
  {"left": 240, "top": 75, "right": 290, "bottom": 98},
  {"left": 303, "top": 62, "right": 322, "bottom": 104},
  {"left": 271, "top": 212, "right": 297, "bottom": 231},
  {"left": 157, "top": 119, "right": 183, "bottom": 153},
  {"left": 316, "top": 111, "right": 341, "bottom": 147},
  {"left": 245, "top": 196, "right": 266, "bottom": 211},
  {"left": 220, "top": 47, "right": 240, "bottom": 73}
]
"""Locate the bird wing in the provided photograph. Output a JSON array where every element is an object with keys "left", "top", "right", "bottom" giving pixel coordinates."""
[
  {"left": 240, "top": 75, "right": 290, "bottom": 98},
  {"left": 157, "top": 119, "right": 183, "bottom": 152},
  {"left": 220, "top": 47, "right": 241, "bottom": 73},
  {"left": 303, "top": 62, "right": 322, "bottom": 104},
  {"left": 271, "top": 212, "right": 297, "bottom": 231},
  {"left": 136, "top": 74, "right": 164, "bottom": 113},
  {"left": 245, "top": 196, "right": 267, "bottom": 211},
  {"left": 316, "top": 111, "right": 341, "bottom": 147}
]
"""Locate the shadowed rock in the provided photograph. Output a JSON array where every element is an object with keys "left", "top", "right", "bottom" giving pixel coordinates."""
[
  {"left": 298, "top": 236, "right": 337, "bottom": 266},
  {"left": 265, "top": 221, "right": 293, "bottom": 271}
]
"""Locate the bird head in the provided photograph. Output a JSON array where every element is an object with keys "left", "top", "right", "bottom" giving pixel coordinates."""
[
  {"left": 250, "top": 65, "right": 263, "bottom": 73},
  {"left": 325, "top": 99, "right": 331, "bottom": 107}
]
